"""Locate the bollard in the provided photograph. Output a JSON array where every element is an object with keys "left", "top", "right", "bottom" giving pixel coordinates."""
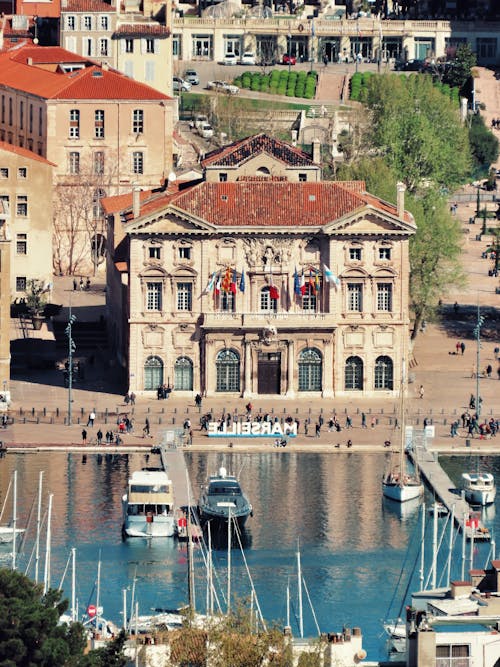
[
  {"left": 147, "top": 407, "right": 150, "bottom": 413},
  {"left": 104, "top": 416, "right": 108, "bottom": 424},
  {"left": 105, "top": 407, "right": 108, "bottom": 417},
  {"left": 389, "top": 417, "right": 392, "bottom": 425},
  {"left": 172, "top": 417, "right": 176, "bottom": 424},
  {"left": 19, "top": 407, "right": 23, "bottom": 416},
  {"left": 77, "top": 417, "right": 80, "bottom": 424},
  {"left": 56, "top": 407, "right": 59, "bottom": 417},
  {"left": 32, "top": 407, "right": 35, "bottom": 416},
  {"left": 43, "top": 407, "right": 46, "bottom": 416},
  {"left": 81, "top": 407, "right": 84, "bottom": 416},
  {"left": 174, "top": 407, "right": 177, "bottom": 414},
  {"left": 296, "top": 408, "right": 299, "bottom": 413},
  {"left": 23, "top": 417, "right": 26, "bottom": 424},
  {"left": 159, "top": 417, "right": 162, "bottom": 424},
  {"left": 50, "top": 417, "right": 53, "bottom": 424},
  {"left": 356, "top": 407, "right": 359, "bottom": 414},
  {"left": 381, "top": 408, "right": 384, "bottom": 415},
  {"left": 161, "top": 407, "right": 165, "bottom": 414},
  {"left": 444, "top": 419, "right": 447, "bottom": 425}
]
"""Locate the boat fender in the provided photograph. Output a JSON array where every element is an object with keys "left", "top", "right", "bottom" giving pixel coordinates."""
[
  {"left": 355, "top": 649, "right": 367, "bottom": 662},
  {"left": 146, "top": 512, "right": 154, "bottom": 523},
  {"left": 298, "top": 24, "right": 304, "bottom": 32}
]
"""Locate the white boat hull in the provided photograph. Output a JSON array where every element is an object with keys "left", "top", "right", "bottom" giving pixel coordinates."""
[
  {"left": 123, "top": 516, "right": 175, "bottom": 538},
  {"left": 462, "top": 472, "right": 496, "bottom": 506},
  {"left": 382, "top": 481, "right": 424, "bottom": 503},
  {"left": 464, "top": 488, "right": 496, "bottom": 506},
  {"left": 0, "top": 527, "right": 25, "bottom": 544}
]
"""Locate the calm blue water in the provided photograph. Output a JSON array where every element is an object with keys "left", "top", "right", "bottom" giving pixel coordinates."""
[{"left": 0, "top": 450, "right": 497, "bottom": 661}]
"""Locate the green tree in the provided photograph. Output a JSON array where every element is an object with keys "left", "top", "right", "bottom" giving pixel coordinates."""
[
  {"left": 468, "top": 114, "right": 499, "bottom": 174},
  {"left": 77, "top": 631, "right": 127, "bottom": 667},
  {"left": 365, "top": 74, "right": 470, "bottom": 192},
  {"left": 0, "top": 569, "right": 87, "bottom": 666},
  {"left": 408, "top": 190, "right": 466, "bottom": 338},
  {"left": 442, "top": 43, "right": 476, "bottom": 93}
]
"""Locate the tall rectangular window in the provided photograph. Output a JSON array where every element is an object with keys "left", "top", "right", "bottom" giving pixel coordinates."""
[
  {"left": 302, "top": 287, "right": 317, "bottom": 311},
  {"left": 85, "top": 38, "right": 93, "bottom": 56},
  {"left": 18, "top": 167, "right": 27, "bottom": 179},
  {"left": 177, "top": 282, "right": 192, "bottom": 311},
  {"left": 8, "top": 98, "right": 13, "bottom": 125},
  {"left": 38, "top": 108, "right": 43, "bottom": 136},
  {"left": 349, "top": 248, "right": 362, "bottom": 261},
  {"left": 69, "top": 109, "right": 80, "bottom": 138},
  {"left": 146, "top": 38, "right": 155, "bottom": 53},
  {"left": 149, "top": 247, "right": 161, "bottom": 259},
  {"left": 16, "top": 195, "right": 28, "bottom": 217},
  {"left": 99, "top": 38, "right": 108, "bottom": 56},
  {"left": 94, "top": 109, "right": 105, "bottom": 138},
  {"left": 146, "top": 282, "right": 162, "bottom": 310},
  {"left": 19, "top": 101, "right": 24, "bottom": 130},
  {"left": 16, "top": 276, "right": 27, "bottom": 291},
  {"left": 132, "top": 109, "right": 144, "bottom": 134},
  {"left": 132, "top": 151, "right": 144, "bottom": 174},
  {"left": 29, "top": 104, "right": 33, "bottom": 133},
  {"left": 347, "top": 283, "right": 362, "bottom": 311},
  {"left": 100, "top": 15, "right": 109, "bottom": 30},
  {"left": 379, "top": 247, "right": 391, "bottom": 260},
  {"left": 67, "top": 15, "right": 76, "bottom": 30},
  {"left": 1, "top": 95, "right": 4, "bottom": 123},
  {"left": 83, "top": 15, "right": 92, "bottom": 30},
  {"left": 125, "top": 39, "right": 134, "bottom": 53},
  {"left": 16, "top": 233, "right": 27, "bottom": 254},
  {"left": 69, "top": 151, "right": 80, "bottom": 174},
  {"left": 377, "top": 283, "right": 392, "bottom": 311},
  {"left": 145, "top": 61, "right": 155, "bottom": 82},
  {"left": 220, "top": 292, "right": 234, "bottom": 312},
  {"left": 93, "top": 151, "right": 104, "bottom": 174},
  {"left": 0, "top": 168, "right": 8, "bottom": 178}
]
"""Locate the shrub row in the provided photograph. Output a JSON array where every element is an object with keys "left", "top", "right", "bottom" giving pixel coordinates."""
[
  {"left": 349, "top": 71, "right": 460, "bottom": 104},
  {"left": 233, "top": 69, "right": 317, "bottom": 99}
]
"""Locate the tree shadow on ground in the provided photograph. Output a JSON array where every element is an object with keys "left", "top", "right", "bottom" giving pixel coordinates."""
[{"left": 436, "top": 304, "right": 500, "bottom": 344}]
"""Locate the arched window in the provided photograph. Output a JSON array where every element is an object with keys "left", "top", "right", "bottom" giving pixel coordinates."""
[
  {"left": 298, "top": 348, "right": 322, "bottom": 391},
  {"left": 144, "top": 355, "right": 163, "bottom": 390},
  {"left": 345, "top": 356, "right": 363, "bottom": 390},
  {"left": 174, "top": 356, "right": 193, "bottom": 391},
  {"left": 216, "top": 349, "right": 240, "bottom": 392},
  {"left": 374, "top": 356, "right": 393, "bottom": 390},
  {"left": 260, "top": 286, "right": 277, "bottom": 312},
  {"left": 256, "top": 166, "right": 270, "bottom": 176}
]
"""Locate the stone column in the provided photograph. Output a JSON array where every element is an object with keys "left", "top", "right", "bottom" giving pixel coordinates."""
[
  {"left": 243, "top": 341, "right": 253, "bottom": 398},
  {"left": 322, "top": 336, "right": 334, "bottom": 398},
  {"left": 286, "top": 340, "right": 295, "bottom": 398}
]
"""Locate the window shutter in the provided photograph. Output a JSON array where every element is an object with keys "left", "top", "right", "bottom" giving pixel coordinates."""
[{"left": 120, "top": 38, "right": 126, "bottom": 53}]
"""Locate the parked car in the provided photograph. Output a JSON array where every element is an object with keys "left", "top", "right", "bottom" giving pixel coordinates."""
[
  {"left": 184, "top": 69, "right": 200, "bottom": 85},
  {"left": 206, "top": 80, "right": 239, "bottom": 94},
  {"left": 394, "top": 59, "right": 427, "bottom": 72},
  {"left": 193, "top": 113, "right": 209, "bottom": 130},
  {"left": 198, "top": 123, "right": 214, "bottom": 139},
  {"left": 282, "top": 54, "right": 297, "bottom": 65},
  {"left": 173, "top": 76, "right": 191, "bottom": 92},
  {"left": 239, "top": 52, "right": 256, "bottom": 65},
  {"left": 222, "top": 54, "right": 238, "bottom": 65}
]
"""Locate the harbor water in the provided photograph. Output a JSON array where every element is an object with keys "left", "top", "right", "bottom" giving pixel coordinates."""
[{"left": 0, "top": 449, "right": 497, "bottom": 661}]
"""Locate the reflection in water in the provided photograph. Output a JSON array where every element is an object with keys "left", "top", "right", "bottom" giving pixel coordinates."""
[
  {"left": 1, "top": 451, "right": 499, "bottom": 661},
  {"left": 382, "top": 496, "right": 422, "bottom": 522}
]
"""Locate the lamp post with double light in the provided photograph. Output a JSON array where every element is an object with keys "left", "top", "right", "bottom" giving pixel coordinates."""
[
  {"left": 65, "top": 311, "right": 76, "bottom": 426},
  {"left": 288, "top": 29, "right": 292, "bottom": 73}
]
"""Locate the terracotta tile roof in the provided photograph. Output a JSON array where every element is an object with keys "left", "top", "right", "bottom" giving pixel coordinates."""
[
  {"left": 201, "top": 133, "right": 316, "bottom": 169},
  {"left": 0, "top": 46, "right": 171, "bottom": 100},
  {"left": 101, "top": 188, "right": 154, "bottom": 214},
  {"left": 61, "top": 0, "right": 114, "bottom": 11},
  {"left": 0, "top": 140, "right": 56, "bottom": 165},
  {"left": 112, "top": 24, "right": 170, "bottom": 38}
]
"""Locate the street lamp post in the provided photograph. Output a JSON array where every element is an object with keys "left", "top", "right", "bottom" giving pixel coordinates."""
[
  {"left": 287, "top": 31, "right": 291, "bottom": 73},
  {"left": 65, "top": 311, "right": 76, "bottom": 426},
  {"left": 473, "top": 305, "right": 484, "bottom": 420}
]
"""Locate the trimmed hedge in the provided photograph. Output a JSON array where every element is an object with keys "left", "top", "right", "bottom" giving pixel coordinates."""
[
  {"left": 233, "top": 69, "right": 317, "bottom": 99},
  {"left": 349, "top": 71, "right": 460, "bottom": 105}
]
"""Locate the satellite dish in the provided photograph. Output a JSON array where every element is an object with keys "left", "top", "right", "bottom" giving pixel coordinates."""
[{"left": 168, "top": 171, "right": 177, "bottom": 182}]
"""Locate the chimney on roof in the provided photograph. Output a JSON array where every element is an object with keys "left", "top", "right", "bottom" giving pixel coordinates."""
[
  {"left": 312, "top": 137, "right": 321, "bottom": 165},
  {"left": 396, "top": 181, "right": 406, "bottom": 219},
  {"left": 27, "top": 57, "right": 33, "bottom": 66},
  {"left": 132, "top": 186, "right": 141, "bottom": 219},
  {"left": 102, "top": 62, "right": 109, "bottom": 70}
]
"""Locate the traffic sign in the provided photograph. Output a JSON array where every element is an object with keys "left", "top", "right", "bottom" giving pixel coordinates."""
[{"left": 87, "top": 604, "right": 97, "bottom": 618}]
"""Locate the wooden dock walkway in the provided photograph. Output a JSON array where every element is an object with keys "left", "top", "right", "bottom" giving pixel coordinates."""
[{"left": 408, "top": 446, "right": 491, "bottom": 541}]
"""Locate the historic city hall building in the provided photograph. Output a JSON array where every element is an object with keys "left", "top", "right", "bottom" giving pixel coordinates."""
[{"left": 104, "top": 134, "right": 416, "bottom": 398}]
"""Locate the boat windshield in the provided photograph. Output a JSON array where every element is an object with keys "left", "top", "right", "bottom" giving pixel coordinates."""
[
  {"left": 130, "top": 484, "right": 169, "bottom": 493},
  {"left": 208, "top": 482, "right": 241, "bottom": 495},
  {"left": 127, "top": 503, "right": 171, "bottom": 515}
]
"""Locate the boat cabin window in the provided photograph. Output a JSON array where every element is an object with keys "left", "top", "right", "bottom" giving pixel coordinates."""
[
  {"left": 209, "top": 482, "right": 240, "bottom": 495},
  {"left": 131, "top": 484, "right": 169, "bottom": 493},
  {"left": 127, "top": 503, "right": 171, "bottom": 515}
]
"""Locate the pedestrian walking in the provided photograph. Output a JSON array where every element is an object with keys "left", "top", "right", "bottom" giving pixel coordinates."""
[
  {"left": 371, "top": 416, "right": 376, "bottom": 428},
  {"left": 130, "top": 392, "right": 136, "bottom": 406},
  {"left": 419, "top": 385, "right": 424, "bottom": 399},
  {"left": 456, "top": 341, "right": 461, "bottom": 354},
  {"left": 124, "top": 393, "right": 130, "bottom": 405},
  {"left": 315, "top": 423, "right": 321, "bottom": 438},
  {"left": 195, "top": 393, "right": 202, "bottom": 408},
  {"left": 460, "top": 341, "right": 465, "bottom": 355},
  {"left": 81, "top": 429, "right": 87, "bottom": 444},
  {"left": 361, "top": 412, "right": 367, "bottom": 428},
  {"left": 86, "top": 278, "right": 90, "bottom": 290},
  {"left": 79, "top": 277, "right": 84, "bottom": 291},
  {"left": 346, "top": 415, "right": 352, "bottom": 429},
  {"left": 486, "top": 364, "right": 492, "bottom": 378},
  {"left": 304, "top": 421, "right": 309, "bottom": 436},
  {"left": 96, "top": 429, "right": 103, "bottom": 445},
  {"left": 73, "top": 278, "right": 77, "bottom": 291},
  {"left": 87, "top": 411, "right": 96, "bottom": 427},
  {"left": 143, "top": 418, "right": 150, "bottom": 437}
]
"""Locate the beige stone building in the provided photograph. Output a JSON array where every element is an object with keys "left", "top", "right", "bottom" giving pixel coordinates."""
[
  {"left": 104, "top": 134, "right": 416, "bottom": 399},
  {"left": 0, "top": 44, "right": 174, "bottom": 273},
  {"left": 0, "top": 182, "right": 11, "bottom": 391},
  {"left": 60, "top": 0, "right": 174, "bottom": 96},
  {"left": 0, "top": 142, "right": 54, "bottom": 299}
]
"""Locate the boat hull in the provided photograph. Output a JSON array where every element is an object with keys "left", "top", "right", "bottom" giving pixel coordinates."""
[
  {"left": 198, "top": 506, "right": 251, "bottom": 529},
  {"left": 382, "top": 481, "right": 424, "bottom": 503},
  {"left": 0, "top": 527, "right": 25, "bottom": 544},
  {"left": 464, "top": 488, "right": 496, "bottom": 506},
  {"left": 123, "top": 516, "right": 175, "bottom": 538}
]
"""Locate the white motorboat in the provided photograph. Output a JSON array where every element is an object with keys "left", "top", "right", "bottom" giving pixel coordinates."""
[
  {"left": 462, "top": 472, "right": 496, "bottom": 506},
  {"left": 122, "top": 468, "right": 175, "bottom": 538},
  {"left": 382, "top": 365, "right": 424, "bottom": 503},
  {"left": 0, "top": 526, "right": 25, "bottom": 544}
]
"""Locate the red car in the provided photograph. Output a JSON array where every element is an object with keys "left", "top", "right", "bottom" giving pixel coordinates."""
[{"left": 282, "top": 54, "right": 296, "bottom": 65}]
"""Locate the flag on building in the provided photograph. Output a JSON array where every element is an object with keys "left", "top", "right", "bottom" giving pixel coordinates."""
[
  {"left": 294, "top": 267, "right": 301, "bottom": 296},
  {"left": 239, "top": 269, "right": 245, "bottom": 293},
  {"left": 221, "top": 266, "right": 232, "bottom": 293},
  {"left": 323, "top": 264, "right": 341, "bottom": 290},
  {"left": 214, "top": 274, "right": 221, "bottom": 295},
  {"left": 300, "top": 269, "right": 307, "bottom": 295},
  {"left": 269, "top": 284, "right": 280, "bottom": 300},
  {"left": 315, "top": 271, "right": 320, "bottom": 294},
  {"left": 200, "top": 271, "right": 216, "bottom": 297},
  {"left": 230, "top": 268, "right": 237, "bottom": 294},
  {"left": 309, "top": 269, "right": 316, "bottom": 294}
]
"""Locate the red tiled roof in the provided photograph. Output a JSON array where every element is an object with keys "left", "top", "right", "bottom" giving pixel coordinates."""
[
  {"left": 0, "top": 140, "right": 55, "bottom": 165},
  {"left": 61, "top": 0, "right": 113, "bottom": 11},
  {"left": 0, "top": 45, "right": 171, "bottom": 100},
  {"left": 112, "top": 24, "right": 170, "bottom": 37},
  {"left": 201, "top": 133, "right": 317, "bottom": 169},
  {"left": 101, "top": 188, "right": 154, "bottom": 214}
]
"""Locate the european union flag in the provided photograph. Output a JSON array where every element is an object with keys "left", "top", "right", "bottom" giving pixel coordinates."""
[
  {"left": 239, "top": 269, "right": 245, "bottom": 293},
  {"left": 294, "top": 267, "right": 301, "bottom": 296}
]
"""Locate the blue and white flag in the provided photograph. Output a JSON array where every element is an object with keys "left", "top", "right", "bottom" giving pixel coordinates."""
[
  {"left": 323, "top": 264, "right": 340, "bottom": 290},
  {"left": 200, "top": 271, "right": 216, "bottom": 297}
]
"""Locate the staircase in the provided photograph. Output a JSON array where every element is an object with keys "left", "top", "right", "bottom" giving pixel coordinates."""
[{"left": 52, "top": 320, "right": 108, "bottom": 352}]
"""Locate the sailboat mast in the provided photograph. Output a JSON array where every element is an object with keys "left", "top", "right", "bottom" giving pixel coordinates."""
[
  {"left": 227, "top": 509, "right": 232, "bottom": 615},
  {"left": 399, "top": 360, "right": 406, "bottom": 484},
  {"left": 12, "top": 470, "right": 18, "bottom": 570},
  {"left": 43, "top": 493, "right": 53, "bottom": 594},
  {"left": 297, "top": 543, "right": 303, "bottom": 639},
  {"left": 475, "top": 303, "right": 482, "bottom": 420},
  {"left": 71, "top": 548, "right": 77, "bottom": 622},
  {"left": 419, "top": 502, "right": 425, "bottom": 590},
  {"left": 96, "top": 555, "right": 102, "bottom": 633},
  {"left": 35, "top": 471, "right": 44, "bottom": 583},
  {"left": 431, "top": 501, "right": 438, "bottom": 589},
  {"left": 286, "top": 577, "right": 290, "bottom": 628},
  {"left": 187, "top": 516, "right": 196, "bottom": 613},
  {"left": 446, "top": 505, "right": 455, "bottom": 587}
]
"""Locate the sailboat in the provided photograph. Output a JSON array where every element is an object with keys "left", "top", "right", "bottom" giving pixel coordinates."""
[
  {"left": 382, "top": 363, "right": 424, "bottom": 503},
  {"left": 0, "top": 470, "right": 25, "bottom": 545}
]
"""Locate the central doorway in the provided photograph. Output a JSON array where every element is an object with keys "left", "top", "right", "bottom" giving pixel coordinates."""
[{"left": 257, "top": 351, "right": 281, "bottom": 394}]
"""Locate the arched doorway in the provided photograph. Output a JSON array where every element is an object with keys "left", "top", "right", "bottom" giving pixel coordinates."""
[
  {"left": 144, "top": 356, "right": 163, "bottom": 390},
  {"left": 175, "top": 356, "right": 193, "bottom": 391},
  {"left": 216, "top": 349, "right": 240, "bottom": 392}
]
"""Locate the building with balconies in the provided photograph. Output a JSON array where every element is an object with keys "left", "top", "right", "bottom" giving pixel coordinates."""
[{"left": 104, "top": 133, "right": 416, "bottom": 398}]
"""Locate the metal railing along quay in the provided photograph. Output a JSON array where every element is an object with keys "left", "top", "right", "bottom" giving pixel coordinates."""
[{"left": 408, "top": 446, "right": 490, "bottom": 541}]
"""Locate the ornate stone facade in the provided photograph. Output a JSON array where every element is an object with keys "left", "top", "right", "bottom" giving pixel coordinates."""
[{"left": 104, "top": 135, "right": 416, "bottom": 398}]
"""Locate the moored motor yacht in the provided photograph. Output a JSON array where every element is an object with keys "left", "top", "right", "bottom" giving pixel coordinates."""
[
  {"left": 122, "top": 468, "right": 175, "bottom": 538},
  {"left": 198, "top": 466, "right": 252, "bottom": 528},
  {"left": 462, "top": 472, "right": 496, "bottom": 506}
]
